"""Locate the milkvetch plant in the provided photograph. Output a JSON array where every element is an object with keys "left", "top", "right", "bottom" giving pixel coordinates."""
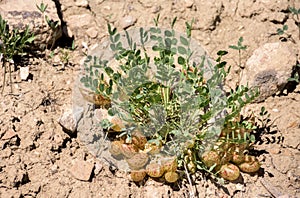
[{"left": 79, "top": 18, "right": 260, "bottom": 183}]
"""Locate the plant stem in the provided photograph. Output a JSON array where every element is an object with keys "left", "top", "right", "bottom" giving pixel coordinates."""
[{"left": 1, "top": 60, "right": 6, "bottom": 94}]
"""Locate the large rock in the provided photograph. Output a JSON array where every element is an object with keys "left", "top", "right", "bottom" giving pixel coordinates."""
[
  {"left": 240, "top": 42, "right": 297, "bottom": 102},
  {"left": 0, "top": 0, "right": 62, "bottom": 50}
]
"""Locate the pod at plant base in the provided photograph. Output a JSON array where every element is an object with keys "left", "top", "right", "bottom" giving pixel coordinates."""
[
  {"left": 131, "top": 169, "right": 146, "bottom": 182},
  {"left": 238, "top": 158, "right": 260, "bottom": 173},
  {"left": 144, "top": 142, "right": 162, "bottom": 155},
  {"left": 126, "top": 152, "right": 149, "bottom": 170},
  {"left": 146, "top": 163, "right": 165, "bottom": 178},
  {"left": 120, "top": 143, "right": 139, "bottom": 158},
  {"left": 231, "top": 152, "right": 245, "bottom": 165},
  {"left": 164, "top": 171, "right": 179, "bottom": 183},
  {"left": 162, "top": 157, "right": 177, "bottom": 172},
  {"left": 110, "top": 116, "right": 126, "bottom": 132},
  {"left": 219, "top": 163, "right": 240, "bottom": 181},
  {"left": 201, "top": 150, "right": 221, "bottom": 168},
  {"left": 109, "top": 140, "right": 123, "bottom": 157},
  {"left": 131, "top": 129, "right": 147, "bottom": 150}
]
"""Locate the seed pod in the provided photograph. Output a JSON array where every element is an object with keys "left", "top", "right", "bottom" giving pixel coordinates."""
[
  {"left": 219, "top": 163, "right": 240, "bottom": 181},
  {"left": 120, "top": 143, "right": 138, "bottom": 158},
  {"left": 164, "top": 171, "right": 179, "bottom": 183},
  {"left": 239, "top": 159, "right": 260, "bottom": 173},
  {"left": 146, "top": 163, "right": 164, "bottom": 178},
  {"left": 110, "top": 116, "right": 125, "bottom": 132},
  {"left": 144, "top": 142, "right": 161, "bottom": 155},
  {"left": 126, "top": 152, "right": 149, "bottom": 170},
  {"left": 201, "top": 150, "right": 221, "bottom": 168},
  {"left": 132, "top": 130, "right": 147, "bottom": 150},
  {"left": 131, "top": 169, "right": 146, "bottom": 182},
  {"left": 109, "top": 140, "right": 122, "bottom": 157},
  {"left": 162, "top": 157, "right": 177, "bottom": 172},
  {"left": 232, "top": 152, "right": 245, "bottom": 165}
]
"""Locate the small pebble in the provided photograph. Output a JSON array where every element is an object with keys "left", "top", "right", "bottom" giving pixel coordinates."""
[{"left": 120, "top": 15, "right": 137, "bottom": 29}]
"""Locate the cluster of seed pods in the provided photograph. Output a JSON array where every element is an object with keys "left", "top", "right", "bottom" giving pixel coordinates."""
[
  {"left": 109, "top": 130, "right": 179, "bottom": 183},
  {"left": 201, "top": 142, "right": 260, "bottom": 181}
]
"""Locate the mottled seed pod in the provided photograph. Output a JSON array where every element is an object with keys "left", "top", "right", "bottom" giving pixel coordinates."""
[
  {"left": 146, "top": 163, "right": 164, "bottom": 178},
  {"left": 164, "top": 171, "right": 179, "bottom": 183},
  {"left": 201, "top": 150, "right": 221, "bottom": 168},
  {"left": 162, "top": 157, "right": 177, "bottom": 172},
  {"left": 231, "top": 152, "right": 245, "bottom": 165},
  {"left": 120, "top": 143, "right": 138, "bottom": 158},
  {"left": 109, "top": 140, "right": 123, "bottom": 157},
  {"left": 130, "top": 169, "right": 146, "bottom": 182},
  {"left": 144, "top": 142, "right": 161, "bottom": 155},
  {"left": 239, "top": 159, "right": 260, "bottom": 173},
  {"left": 110, "top": 116, "right": 125, "bottom": 132},
  {"left": 219, "top": 163, "right": 240, "bottom": 181},
  {"left": 132, "top": 130, "right": 147, "bottom": 150},
  {"left": 126, "top": 152, "right": 149, "bottom": 170}
]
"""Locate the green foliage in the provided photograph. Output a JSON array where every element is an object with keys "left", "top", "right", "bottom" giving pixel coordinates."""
[
  {"left": 80, "top": 20, "right": 260, "bottom": 182},
  {"left": 0, "top": 15, "right": 35, "bottom": 93},
  {"left": 277, "top": 24, "right": 288, "bottom": 35},
  {"left": 229, "top": 37, "right": 247, "bottom": 69}
]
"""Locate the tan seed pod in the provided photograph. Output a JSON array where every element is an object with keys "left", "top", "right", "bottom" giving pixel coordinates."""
[
  {"left": 109, "top": 140, "right": 122, "bottom": 157},
  {"left": 164, "top": 171, "right": 179, "bottom": 183},
  {"left": 110, "top": 116, "right": 125, "bottom": 132},
  {"left": 144, "top": 142, "right": 161, "bottom": 155},
  {"left": 219, "top": 163, "right": 240, "bottom": 181},
  {"left": 146, "top": 163, "right": 164, "bottom": 178},
  {"left": 201, "top": 150, "right": 221, "bottom": 168},
  {"left": 130, "top": 169, "right": 146, "bottom": 182},
  {"left": 239, "top": 159, "right": 260, "bottom": 173},
  {"left": 231, "top": 152, "right": 245, "bottom": 165},
  {"left": 126, "top": 153, "right": 149, "bottom": 170},
  {"left": 132, "top": 129, "right": 147, "bottom": 150},
  {"left": 162, "top": 157, "right": 178, "bottom": 172},
  {"left": 120, "top": 143, "right": 138, "bottom": 158}
]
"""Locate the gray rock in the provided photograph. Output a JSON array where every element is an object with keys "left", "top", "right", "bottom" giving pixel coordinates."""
[
  {"left": 0, "top": 0, "right": 62, "bottom": 50},
  {"left": 240, "top": 42, "right": 297, "bottom": 102},
  {"left": 58, "top": 107, "right": 83, "bottom": 134},
  {"left": 70, "top": 160, "right": 94, "bottom": 181}
]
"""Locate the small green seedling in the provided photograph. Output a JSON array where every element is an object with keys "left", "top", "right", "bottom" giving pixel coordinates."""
[
  {"left": 277, "top": 24, "right": 288, "bottom": 36},
  {"left": 229, "top": 37, "right": 247, "bottom": 69},
  {"left": 288, "top": 63, "right": 300, "bottom": 83},
  {"left": 289, "top": 6, "right": 300, "bottom": 40}
]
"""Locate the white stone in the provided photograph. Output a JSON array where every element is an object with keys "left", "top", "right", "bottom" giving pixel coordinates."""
[
  {"left": 20, "top": 67, "right": 30, "bottom": 81},
  {"left": 75, "top": 0, "right": 89, "bottom": 7}
]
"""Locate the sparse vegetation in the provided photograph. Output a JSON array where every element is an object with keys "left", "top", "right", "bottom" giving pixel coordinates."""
[{"left": 0, "top": 15, "right": 35, "bottom": 94}]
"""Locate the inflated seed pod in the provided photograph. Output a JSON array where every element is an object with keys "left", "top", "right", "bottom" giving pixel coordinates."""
[
  {"left": 239, "top": 158, "right": 260, "bottom": 173},
  {"left": 164, "top": 171, "right": 179, "bottom": 183},
  {"left": 126, "top": 152, "right": 149, "bottom": 170},
  {"left": 109, "top": 140, "right": 123, "bottom": 157},
  {"left": 219, "top": 163, "right": 240, "bottom": 181},
  {"left": 110, "top": 116, "right": 125, "bottom": 132},
  {"left": 232, "top": 152, "right": 245, "bottom": 165},
  {"left": 132, "top": 130, "right": 147, "bottom": 150},
  {"left": 131, "top": 169, "right": 146, "bottom": 182},
  {"left": 201, "top": 150, "right": 221, "bottom": 168},
  {"left": 146, "top": 163, "right": 164, "bottom": 178},
  {"left": 144, "top": 142, "right": 161, "bottom": 155},
  {"left": 162, "top": 157, "right": 177, "bottom": 172},
  {"left": 120, "top": 143, "right": 138, "bottom": 158}
]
